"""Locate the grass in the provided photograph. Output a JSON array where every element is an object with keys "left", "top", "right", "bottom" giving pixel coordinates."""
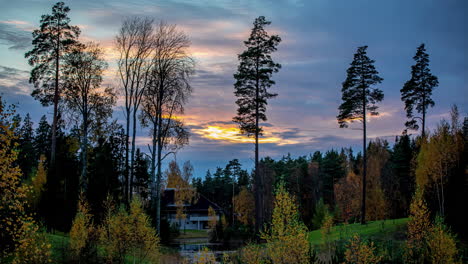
[
  {"left": 308, "top": 218, "right": 408, "bottom": 245},
  {"left": 45, "top": 231, "right": 177, "bottom": 264},
  {"left": 46, "top": 231, "right": 71, "bottom": 262}
]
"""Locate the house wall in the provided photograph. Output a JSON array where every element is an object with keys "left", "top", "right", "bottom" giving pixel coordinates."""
[{"left": 167, "top": 213, "right": 220, "bottom": 230}]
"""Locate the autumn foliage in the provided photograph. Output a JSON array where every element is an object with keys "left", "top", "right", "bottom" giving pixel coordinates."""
[
  {"left": 0, "top": 97, "right": 51, "bottom": 262},
  {"left": 426, "top": 217, "right": 460, "bottom": 264},
  {"left": 261, "top": 184, "right": 309, "bottom": 264},
  {"left": 233, "top": 186, "right": 255, "bottom": 226},
  {"left": 404, "top": 188, "right": 431, "bottom": 263},
  {"left": 343, "top": 234, "right": 382, "bottom": 264},
  {"left": 99, "top": 197, "right": 159, "bottom": 263},
  {"left": 69, "top": 195, "right": 95, "bottom": 261}
]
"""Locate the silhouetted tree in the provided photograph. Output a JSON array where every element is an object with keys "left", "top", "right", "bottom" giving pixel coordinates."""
[
  {"left": 401, "top": 44, "right": 438, "bottom": 137},
  {"left": 115, "top": 17, "right": 154, "bottom": 203},
  {"left": 63, "top": 43, "right": 115, "bottom": 192},
  {"left": 34, "top": 115, "right": 51, "bottom": 162},
  {"left": 25, "top": 1, "right": 81, "bottom": 165},
  {"left": 337, "top": 45, "right": 383, "bottom": 224},
  {"left": 133, "top": 148, "right": 151, "bottom": 200},
  {"left": 17, "top": 113, "right": 36, "bottom": 178},
  {"left": 320, "top": 150, "right": 345, "bottom": 206},
  {"left": 233, "top": 16, "right": 281, "bottom": 233},
  {"left": 140, "top": 22, "right": 193, "bottom": 232}
]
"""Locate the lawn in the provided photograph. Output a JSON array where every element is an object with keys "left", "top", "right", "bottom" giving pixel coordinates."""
[
  {"left": 45, "top": 231, "right": 179, "bottom": 263},
  {"left": 308, "top": 218, "right": 408, "bottom": 245}
]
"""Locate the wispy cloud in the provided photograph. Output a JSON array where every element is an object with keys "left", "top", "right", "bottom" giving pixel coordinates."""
[{"left": 0, "top": 22, "right": 31, "bottom": 50}]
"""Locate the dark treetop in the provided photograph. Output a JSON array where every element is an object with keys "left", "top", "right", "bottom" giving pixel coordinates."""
[
  {"left": 233, "top": 16, "right": 281, "bottom": 136},
  {"left": 401, "top": 43, "right": 438, "bottom": 135},
  {"left": 337, "top": 46, "right": 384, "bottom": 127}
]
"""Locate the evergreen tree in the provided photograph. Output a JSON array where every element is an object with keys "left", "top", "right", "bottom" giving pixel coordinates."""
[
  {"left": 389, "top": 135, "right": 414, "bottom": 217},
  {"left": 320, "top": 150, "right": 345, "bottom": 206},
  {"left": 34, "top": 115, "right": 51, "bottom": 160},
  {"left": 401, "top": 44, "right": 438, "bottom": 137},
  {"left": 88, "top": 133, "right": 124, "bottom": 221},
  {"left": 17, "top": 113, "right": 36, "bottom": 178},
  {"left": 25, "top": 1, "right": 81, "bottom": 165},
  {"left": 133, "top": 148, "right": 150, "bottom": 200},
  {"left": 233, "top": 16, "right": 281, "bottom": 233},
  {"left": 337, "top": 45, "right": 384, "bottom": 224}
]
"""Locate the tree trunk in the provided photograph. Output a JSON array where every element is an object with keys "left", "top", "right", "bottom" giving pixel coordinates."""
[
  {"left": 125, "top": 109, "right": 130, "bottom": 205},
  {"left": 81, "top": 112, "right": 88, "bottom": 193},
  {"left": 149, "top": 120, "right": 158, "bottom": 231},
  {"left": 422, "top": 95, "right": 426, "bottom": 138},
  {"left": 361, "top": 86, "right": 367, "bottom": 225},
  {"left": 51, "top": 30, "right": 60, "bottom": 167},
  {"left": 156, "top": 131, "right": 163, "bottom": 234},
  {"left": 130, "top": 108, "right": 138, "bottom": 201},
  {"left": 254, "top": 56, "right": 263, "bottom": 234}
]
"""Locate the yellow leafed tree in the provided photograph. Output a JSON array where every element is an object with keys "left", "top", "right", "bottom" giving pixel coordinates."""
[
  {"left": 426, "top": 217, "right": 460, "bottom": 264},
  {"left": 208, "top": 206, "right": 217, "bottom": 230},
  {"left": 261, "top": 184, "right": 309, "bottom": 264},
  {"left": 69, "top": 195, "right": 94, "bottom": 261},
  {"left": 193, "top": 247, "right": 216, "bottom": 264},
  {"left": 344, "top": 234, "right": 382, "bottom": 264},
  {"left": 29, "top": 154, "right": 47, "bottom": 210},
  {"left": 99, "top": 196, "right": 160, "bottom": 264},
  {"left": 0, "top": 97, "right": 51, "bottom": 262},
  {"left": 404, "top": 189, "right": 431, "bottom": 264},
  {"left": 233, "top": 186, "right": 255, "bottom": 226},
  {"left": 320, "top": 210, "right": 334, "bottom": 262},
  {"left": 128, "top": 197, "right": 160, "bottom": 263},
  {"left": 415, "top": 113, "right": 464, "bottom": 217},
  {"left": 334, "top": 171, "right": 361, "bottom": 223},
  {"left": 166, "top": 161, "right": 197, "bottom": 225},
  {"left": 365, "top": 139, "right": 389, "bottom": 220}
]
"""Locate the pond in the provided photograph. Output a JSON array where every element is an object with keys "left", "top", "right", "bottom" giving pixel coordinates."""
[{"left": 170, "top": 236, "right": 242, "bottom": 262}]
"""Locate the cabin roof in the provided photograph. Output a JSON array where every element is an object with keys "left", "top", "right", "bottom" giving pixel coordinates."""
[{"left": 161, "top": 189, "right": 223, "bottom": 213}]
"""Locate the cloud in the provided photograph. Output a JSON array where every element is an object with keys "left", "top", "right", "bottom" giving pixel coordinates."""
[
  {"left": 0, "top": 65, "right": 31, "bottom": 95},
  {"left": 0, "top": 22, "right": 31, "bottom": 50}
]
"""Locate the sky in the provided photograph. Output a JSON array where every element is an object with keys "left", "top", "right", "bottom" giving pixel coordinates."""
[{"left": 0, "top": 0, "right": 467, "bottom": 178}]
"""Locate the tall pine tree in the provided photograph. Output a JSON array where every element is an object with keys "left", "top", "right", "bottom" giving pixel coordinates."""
[
  {"left": 25, "top": 2, "right": 81, "bottom": 166},
  {"left": 337, "top": 45, "right": 383, "bottom": 224},
  {"left": 233, "top": 16, "right": 281, "bottom": 233},
  {"left": 401, "top": 43, "right": 438, "bottom": 137}
]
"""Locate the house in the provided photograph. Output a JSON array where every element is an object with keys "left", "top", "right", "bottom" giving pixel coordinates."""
[{"left": 161, "top": 188, "right": 223, "bottom": 230}]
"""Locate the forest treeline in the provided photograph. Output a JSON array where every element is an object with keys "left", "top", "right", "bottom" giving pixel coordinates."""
[{"left": 1, "top": 1, "right": 468, "bottom": 263}]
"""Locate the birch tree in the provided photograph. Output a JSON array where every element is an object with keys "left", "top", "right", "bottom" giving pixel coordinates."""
[
  {"left": 140, "top": 22, "right": 193, "bottom": 232},
  {"left": 115, "top": 17, "right": 154, "bottom": 202}
]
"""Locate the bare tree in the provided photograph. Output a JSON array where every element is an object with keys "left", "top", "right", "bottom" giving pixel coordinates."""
[
  {"left": 63, "top": 43, "right": 115, "bottom": 192},
  {"left": 140, "top": 22, "right": 193, "bottom": 232},
  {"left": 115, "top": 17, "right": 155, "bottom": 202}
]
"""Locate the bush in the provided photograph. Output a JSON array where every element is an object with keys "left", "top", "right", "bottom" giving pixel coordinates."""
[
  {"left": 404, "top": 189, "right": 431, "bottom": 263},
  {"left": 261, "top": 184, "right": 309, "bottom": 264},
  {"left": 69, "top": 195, "right": 97, "bottom": 262},
  {"left": 343, "top": 234, "right": 382, "bottom": 264},
  {"left": 127, "top": 197, "right": 160, "bottom": 263},
  {"left": 12, "top": 221, "right": 51, "bottom": 264},
  {"left": 311, "top": 198, "right": 329, "bottom": 229},
  {"left": 99, "top": 197, "right": 159, "bottom": 263},
  {"left": 193, "top": 247, "right": 216, "bottom": 264},
  {"left": 426, "top": 217, "right": 460, "bottom": 264},
  {"left": 240, "top": 243, "right": 266, "bottom": 264}
]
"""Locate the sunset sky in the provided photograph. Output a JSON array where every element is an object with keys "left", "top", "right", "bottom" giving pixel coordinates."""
[{"left": 1, "top": 0, "right": 467, "bottom": 177}]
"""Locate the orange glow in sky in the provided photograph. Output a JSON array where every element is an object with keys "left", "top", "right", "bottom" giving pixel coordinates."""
[{"left": 193, "top": 125, "right": 299, "bottom": 145}]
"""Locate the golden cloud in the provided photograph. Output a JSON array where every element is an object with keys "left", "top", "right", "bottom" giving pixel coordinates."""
[{"left": 192, "top": 124, "right": 300, "bottom": 145}]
